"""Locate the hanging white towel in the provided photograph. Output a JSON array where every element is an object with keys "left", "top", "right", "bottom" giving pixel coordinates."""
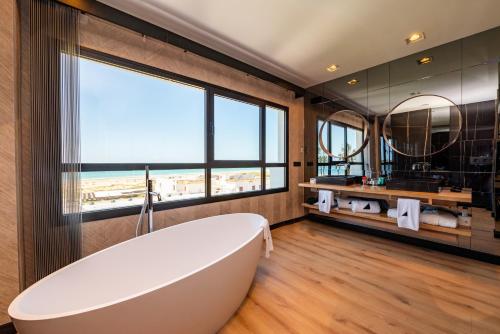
[
  {"left": 260, "top": 219, "right": 274, "bottom": 258},
  {"left": 318, "top": 190, "right": 333, "bottom": 213},
  {"left": 397, "top": 198, "right": 420, "bottom": 231}
]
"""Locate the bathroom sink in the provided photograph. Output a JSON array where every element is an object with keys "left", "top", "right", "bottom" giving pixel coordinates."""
[
  {"left": 315, "top": 175, "right": 362, "bottom": 186},
  {"left": 385, "top": 178, "right": 443, "bottom": 193}
]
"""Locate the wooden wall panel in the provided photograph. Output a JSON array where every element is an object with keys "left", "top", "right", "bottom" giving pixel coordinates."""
[
  {"left": 0, "top": 0, "right": 19, "bottom": 323},
  {"left": 470, "top": 208, "right": 500, "bottom": 256},
  {"left": 80, "top": 16, "right": 305, "bottom": 256}
]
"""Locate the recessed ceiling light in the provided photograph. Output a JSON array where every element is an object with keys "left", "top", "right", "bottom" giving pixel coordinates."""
[
  {"left": 326, "top": 64, "right": 340, "bottom": 72},
  {"left": 405, "top": 32, "right": 425, "bottom": 44},
  {"left": 347, "top": 79, "right": 359, "bottom": 85},
  {"left": 417, "top": 56, "right": 433, "bottom": 65}
]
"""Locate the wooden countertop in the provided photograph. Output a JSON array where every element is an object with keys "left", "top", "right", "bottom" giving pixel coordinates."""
[{"left": 299, "top": 182, "right": 472, "bottom": 204}]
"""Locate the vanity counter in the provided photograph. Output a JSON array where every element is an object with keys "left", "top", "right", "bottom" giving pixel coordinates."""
[
  {"left": 299, "top": 182, "right": 473, "bottom": 242},
  {"left": 299, "top": 182, "right": 472, "bottom": 204}
]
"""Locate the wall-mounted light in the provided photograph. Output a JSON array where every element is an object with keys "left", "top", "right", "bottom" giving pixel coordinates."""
[
  {"left": 405, "top": 32, "right": 425, "bottom": 44},
  {"left": 416, "top": 56, "right": 433, "bottom": 65},
  {"left": 347, "top": 79, "right": 359, "bottom": 85},
  {"left": 326, "top": 64, "right": 340, "bottom": 72}
]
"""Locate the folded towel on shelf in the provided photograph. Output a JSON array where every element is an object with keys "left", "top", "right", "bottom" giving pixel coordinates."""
[
  {"left": 437, "top": 212, "right": 458, "bottom": 228},
  {"left": 420, "top": 208, "right": 458, "bottom": 228},
  {"left": 420, "top": 207, "right": 442, "bottom": 225},
  {"left": 420, "top": 211, "right": 439, "bottom": 225},
  {"left": 318, "top": 190, "right": 333, "bottom": 214},
  {"left": 397, "top": 198, "right": 420, "bottom": 231},
  {"left": 336, "top": 197, "right": 353, "bottom": 209},
  {"left": 351, "top": 200, "right": 381, "bottom": 214},
  {"left": 387, "top": 208, "right": 397, "bottom": 219}
]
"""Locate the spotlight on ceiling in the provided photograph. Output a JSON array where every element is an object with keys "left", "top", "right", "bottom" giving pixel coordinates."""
[
  {"left": 406, "top": 32, "right": 425, "bottom": 44},
  {"left": 347, "top": 79, "right": 359, "bottom": 85},
  {"left": 417, "top": 56, "right": 433, "bottom": 65},
  {"left": 326, "top": 64, "right": 340, "bottom": 72}
]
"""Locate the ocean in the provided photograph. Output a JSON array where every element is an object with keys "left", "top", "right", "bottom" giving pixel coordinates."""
[{"left": 81, "top": 168, "right": 260, "bottom": 180}]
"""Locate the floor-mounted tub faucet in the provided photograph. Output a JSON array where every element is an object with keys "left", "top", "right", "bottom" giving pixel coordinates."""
[{"left": 136, "top": 166, "right": 162, "bottom": 236}]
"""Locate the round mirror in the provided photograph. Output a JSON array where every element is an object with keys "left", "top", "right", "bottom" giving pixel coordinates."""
[
  {"left": 382, "top": 95, "right": 462, "bottom": 157},
  {"left": 318, "top": 109, "right": 370, "bottom": 160}
]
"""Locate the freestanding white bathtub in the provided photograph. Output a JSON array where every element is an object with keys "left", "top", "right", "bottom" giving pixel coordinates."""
[{"left": 9, "top": 213, "right": 273, "bottom": 334}]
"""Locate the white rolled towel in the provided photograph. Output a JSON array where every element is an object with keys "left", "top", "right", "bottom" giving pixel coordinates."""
[
  {"left": 437, "top": 212, "right": 458, "bottom": 228},
  {"left": 387, "top": 208, "right": 397, "bottom": 219},
  {"left": 422, "top": 211, "right": 457, "bottom": 228},
  {"left": 337, "top": 197, "right": 353, "bottom": 209},
  {"left": 420, "top": 210, "right": 439, "bottom": 226},
  {"left": 352, "top": 200, "right": 381, "bottom": 214}
]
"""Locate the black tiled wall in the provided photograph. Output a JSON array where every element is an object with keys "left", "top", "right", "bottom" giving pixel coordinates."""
[{"left": 390, "top": 100, "right": 496, "bottom": 208}]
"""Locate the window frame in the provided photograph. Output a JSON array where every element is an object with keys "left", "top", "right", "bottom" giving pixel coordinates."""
[
  {"left": 380, "top": 135, "right": 393, "bottom": 176},
  {"left": 316, "top": 117, "right": 365, "bottom": 176},
  {"left": 76, "top": 48, "right": 289, "bottom": 222}
]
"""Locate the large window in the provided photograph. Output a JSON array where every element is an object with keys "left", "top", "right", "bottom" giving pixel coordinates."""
[
  {"left": 78, "top": 50, "right": 288, "bottom": 220},
  {"left": 380, "top": 136, "right": 393, "bottom": 176},
  {"left": 317, "top": 119, "right": 365, "bottom": 176}
]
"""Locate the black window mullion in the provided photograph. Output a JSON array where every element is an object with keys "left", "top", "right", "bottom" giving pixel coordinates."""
[
  {"left": 327, "top": 122, "right": 332, "bottom": 176},
  {"left": 344, "top": 125, "right": 348, "bottom": 162},
  {"left": 206, "top": 88, "right": 214, "bottom": 198},
  {"left": 261, "top": 104, "right": 266, "bottom": 190},
  {"left": 264, "top": 162, "right": 287, "bottom": 168},
  {"left": 363, "top": 129, "right": 366, "bottom": 175},
  {"left": 284, "top": 105, "right": 289, "bottom": 189},
  {"left": 80, "top": 163, "right": 206, "bottom": 172}
]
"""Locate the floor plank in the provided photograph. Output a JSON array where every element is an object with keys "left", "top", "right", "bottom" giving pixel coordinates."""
[{"left": 220, "top": 220, "right": 500, "bottom": 334}]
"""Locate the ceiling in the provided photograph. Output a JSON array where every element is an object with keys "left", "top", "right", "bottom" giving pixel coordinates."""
[{"left": 98, "top": 0, "right": 500, "bottom": 88}]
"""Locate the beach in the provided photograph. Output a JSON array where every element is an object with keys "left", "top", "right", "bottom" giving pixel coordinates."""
[{"left": 80, "top": 169, "right": 270, "bottom": 212}]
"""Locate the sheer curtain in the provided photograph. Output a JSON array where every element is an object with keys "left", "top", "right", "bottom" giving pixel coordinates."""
[{"left": 19, "top": 0, "right": 81, "bottom": 286}]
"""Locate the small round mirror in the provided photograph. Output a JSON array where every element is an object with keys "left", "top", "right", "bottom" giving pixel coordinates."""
[
  {"left": 319, "top": 109, "right": 370, "bottom": 160},
  {"left": 382, "top": 94, "right": 462, "bottom": 157}
]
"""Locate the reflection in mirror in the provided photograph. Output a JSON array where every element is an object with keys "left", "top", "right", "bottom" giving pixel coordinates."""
[
  {"left": 383, "top": 95, "right": 462, "bottom": 157},
  {"left": 319, "top": 109, "right": 370, "bottom": 160}
]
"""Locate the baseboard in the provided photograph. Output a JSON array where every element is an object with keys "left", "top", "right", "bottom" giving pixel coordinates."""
[
  {"left": 270, "top": 216, "right": 306, "bottom": 230},
  {"left": 0, "top": 322, "right": 16, "bottom": 334},
  {"left": 308, "top": 214, "right": 500, "bottom": 265}
]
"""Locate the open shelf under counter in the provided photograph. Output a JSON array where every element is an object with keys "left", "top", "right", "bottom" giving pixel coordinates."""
[
  {"left": 299, "top": 182, "right": 472, "bottom": 205},
  {"left": 302, "top": 203, "right": 471, "bottom": 237}
]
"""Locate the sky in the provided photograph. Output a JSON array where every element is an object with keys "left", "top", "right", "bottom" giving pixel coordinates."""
[
  {"left": 317, "top": 120, "right": 363, "bottom": 161},
  {"left": 80, "top": 57, "right": 284, "bottom": 163}
]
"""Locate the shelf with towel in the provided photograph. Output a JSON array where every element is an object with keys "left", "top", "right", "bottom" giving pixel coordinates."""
[
  {"left": 299, "top": 182, "right": 472, "bottom": 205},
  {"left": 301, "top": 203, "right": 472, "bottom": 237}
]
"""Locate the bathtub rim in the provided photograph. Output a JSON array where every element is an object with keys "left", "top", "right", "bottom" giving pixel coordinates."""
[{"left": 9, "top": 213, "right": 267, "bottom": 322}]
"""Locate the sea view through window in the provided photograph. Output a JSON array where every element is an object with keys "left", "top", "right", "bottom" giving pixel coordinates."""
[{"left": 74, "top": 51, "right": 288, "bottom": 218}]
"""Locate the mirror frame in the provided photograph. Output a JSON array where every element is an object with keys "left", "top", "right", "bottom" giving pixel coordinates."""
[
  {"left": 382, "top": 94, "right": 463, "bottom": 158},
  {"left": 318, "top": 109, "right": 370, "bottom": 160}
]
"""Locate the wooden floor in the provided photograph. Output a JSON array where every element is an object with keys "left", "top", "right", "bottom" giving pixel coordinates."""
[{"left": 219, "top": 220, "right": 500, "bottom": 334}]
